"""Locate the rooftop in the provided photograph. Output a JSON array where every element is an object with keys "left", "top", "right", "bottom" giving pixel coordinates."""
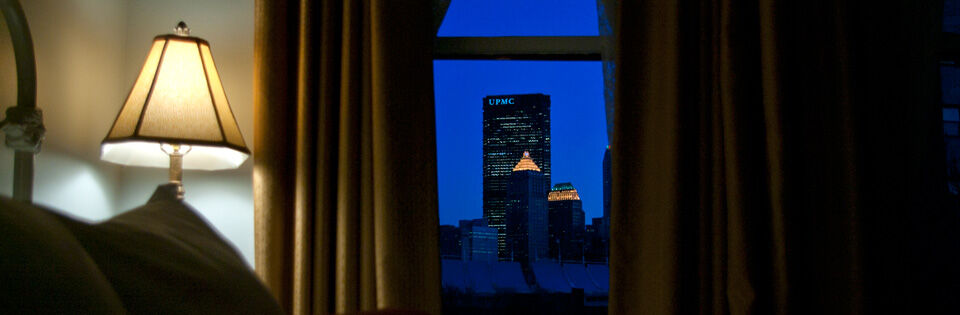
[
  {"left": 512, "top": 151, "right": 541, "bottom": 172},
  {"left": 548, "top": 182, "right": 581, "bottom": 201}
]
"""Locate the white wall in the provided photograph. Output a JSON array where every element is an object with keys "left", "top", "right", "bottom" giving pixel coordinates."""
[
  {"left": 0, "top": 0, "right": 127, "bottom": 221},
  {"left": 0, "top": 0, "right": 256, "bottom": 267}
]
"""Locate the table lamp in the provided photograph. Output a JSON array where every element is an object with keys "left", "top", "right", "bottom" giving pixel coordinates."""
[{"left": 100, "top": 22, "right": 249, "bottom": 199}]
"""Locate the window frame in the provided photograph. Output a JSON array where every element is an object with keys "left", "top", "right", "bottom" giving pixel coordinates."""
[
  {"left": 431, "top": 0, "right": 604, "bottom": 61},
  {"left": 434, "top": 36, "right": 601, "bottom": 61}
]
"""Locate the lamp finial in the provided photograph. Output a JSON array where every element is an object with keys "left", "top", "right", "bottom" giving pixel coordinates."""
[{"left": 175, "top": 21, "right": 190, "bottom": 36}]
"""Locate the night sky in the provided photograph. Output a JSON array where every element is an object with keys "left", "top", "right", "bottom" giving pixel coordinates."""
[{"left": 434, "top": 1, "right": 607, "bottom": 225}]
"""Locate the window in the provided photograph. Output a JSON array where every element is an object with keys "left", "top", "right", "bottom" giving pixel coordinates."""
[
  {"left": 942, "top": 63, "right": 960, "bottom": 194},
  {"left": 946, "top": 0, "right": 960, "bottom": 34},
  {"left": 434, "top": 1, "right": 613, "bottom": 314},
  {"left": 942, "top": 1, "right": 960, "bottom": 197}
]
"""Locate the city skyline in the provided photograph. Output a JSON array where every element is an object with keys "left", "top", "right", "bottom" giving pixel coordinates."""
[
  {"left": 434, "top": 1, "right": 607, "bottom": 311},
  {"left": 434, "top": 61, "right": 607, "bottom": 226},
  {"left": 440, "top": 156, "right": 607, "bottom": 263}
]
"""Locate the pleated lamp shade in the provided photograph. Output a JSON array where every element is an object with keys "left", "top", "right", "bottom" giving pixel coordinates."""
[{"left": 101, "top": 31, "right": 249, "bottom": 170}]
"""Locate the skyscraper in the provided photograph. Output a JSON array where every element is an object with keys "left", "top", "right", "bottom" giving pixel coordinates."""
[
  {"left": 505, "top": 152, "right": 549, "bottom": 263},
  {"left": 459, "top": 219, "right": 498, "bottom": 262},
  {"left": 548, "top": 183, "right": 585, "bottom": 262},
  {"left": 483, "top": 93, "right": 551, "bottom": 258}
]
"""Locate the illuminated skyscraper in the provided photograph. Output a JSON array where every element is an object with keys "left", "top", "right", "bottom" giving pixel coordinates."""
[
  {"left": 483, "top": 93, "right": 551, "bottom": 258},
  {"left": 505, "top": 152, "right": 549, "bottom": 263},
  {"left": 548, "top": 183, "right": 585, "bottom": 262}
]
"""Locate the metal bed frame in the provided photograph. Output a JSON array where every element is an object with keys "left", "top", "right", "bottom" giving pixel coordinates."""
[{"left": 0, "top": 0, "right": 42, "bottom": 203}]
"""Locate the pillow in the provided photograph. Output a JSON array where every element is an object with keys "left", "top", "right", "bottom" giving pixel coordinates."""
[
  {"left": 55, "top": 184, "right": 283, "bottom": 314},
  {"left": 0, "top": 197, "right": 126, "bottom": 313}
]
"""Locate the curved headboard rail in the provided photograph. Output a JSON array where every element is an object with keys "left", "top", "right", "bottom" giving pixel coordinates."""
[
  {"left": 0, "top": 0, "right": 42, "bottom": 203},
  {"left": 0, "top": 0, "right": 35, "bottom": 109}
]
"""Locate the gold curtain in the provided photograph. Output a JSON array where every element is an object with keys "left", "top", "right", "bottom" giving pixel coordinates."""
[
  {"left": 611, "top": 0, "right": 955, "bottom": 314},
  {"left": 253, "top": 0, "right": 440, "bottom": 314}
]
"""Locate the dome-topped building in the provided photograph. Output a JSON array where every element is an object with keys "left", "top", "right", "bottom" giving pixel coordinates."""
[
  {"left": 506, "top": 151, "right": 549, "bottom": 263},
  {"left": 548, "top": 182, "right": 581, "bottom": 201},
  {"left": 548, "top": 182, "right": 585, "bottom": 261}
]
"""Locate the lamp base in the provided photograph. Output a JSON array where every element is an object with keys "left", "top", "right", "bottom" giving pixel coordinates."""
[
  {"left": 162, "top": 143, "right": 188, "bottom": 199},
  {"left": 150, "top": 183, "right": 183, "bottom": 202},
  {"left": 169, "top": 181, "right": 184, "bottom": 200}
]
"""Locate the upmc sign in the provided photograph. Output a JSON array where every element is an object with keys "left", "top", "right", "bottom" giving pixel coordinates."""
[{"left": 488, "top": 98, "right": 515, "bottom": 105}]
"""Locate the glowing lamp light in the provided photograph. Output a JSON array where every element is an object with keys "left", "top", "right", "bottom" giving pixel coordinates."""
[{"left": 100, "top": 22, "right": 249, "bottom": 198}]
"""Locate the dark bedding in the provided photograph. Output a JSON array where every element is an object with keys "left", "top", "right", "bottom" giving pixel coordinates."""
[{"left": 0, "top": 184, "right": 283, "bottom": 314}]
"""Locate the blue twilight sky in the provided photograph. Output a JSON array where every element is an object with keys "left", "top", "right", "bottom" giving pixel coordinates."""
[
  {"left": 434, "top": 1, "right": 607, "bottom": 226},
  {"left": 437, "top": 0, "right": 600, "bottom": 37}
]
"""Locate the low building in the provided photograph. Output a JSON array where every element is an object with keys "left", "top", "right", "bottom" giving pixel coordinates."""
[
  {"left": 460, "top": 219, "right": 498, "bottom": 262},
  {"left": 439, "top": 225, "right": 461, "bottom": 259}
]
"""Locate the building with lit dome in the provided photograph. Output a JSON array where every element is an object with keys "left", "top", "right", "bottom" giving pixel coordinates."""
[
  {"left": 505, "top": 151, "right": 549, "bottom": 263},
  {"left": 548, "top": 182, "right": 585, "bottom": 261}
]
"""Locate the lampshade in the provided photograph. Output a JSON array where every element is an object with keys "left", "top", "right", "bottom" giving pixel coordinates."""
[{"left": 101, "top": 30, "right": 249, "bottom": 170}]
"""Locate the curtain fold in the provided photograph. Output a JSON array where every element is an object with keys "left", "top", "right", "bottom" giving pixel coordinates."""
[
  {"left": 253, "top": 1, "right": 440, "bottom": 314},
  {"left": 612, "top": 0, "right": 957, "bottom": 314}
]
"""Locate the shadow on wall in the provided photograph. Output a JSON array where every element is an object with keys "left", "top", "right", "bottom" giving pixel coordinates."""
[{"left": 0, "top": 149, "right": 117, "bottom": 221}]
